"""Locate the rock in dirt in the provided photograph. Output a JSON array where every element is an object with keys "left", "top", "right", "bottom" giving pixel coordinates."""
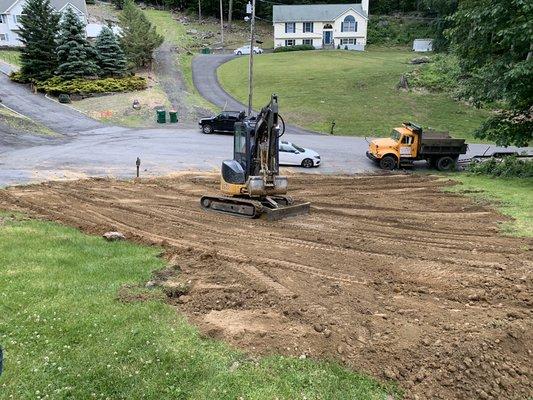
[
  {"left": 103, "top": 231, "right": 125, "bottom": 241},
  {"left": 410, "top": 56, "right": 431, "bottom": 64},
  {"left": 313, "top": 324, "right": 325, "bottom": 333}
]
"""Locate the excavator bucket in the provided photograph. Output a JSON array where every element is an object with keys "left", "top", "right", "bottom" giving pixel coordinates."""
[{"left": 263, "top": 202, "right": 311, "bottom": 221}]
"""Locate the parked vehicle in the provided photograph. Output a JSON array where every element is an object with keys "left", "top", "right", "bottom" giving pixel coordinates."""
[
  {"left": 199, "top": 111, "right": 246, "bottom": 134},
  {"left": 234, "top": 45, "right": 264, "bottom": 55},
  {"left": 366, "top": 122, "right": 467, "bottom": 171},
  {"left": 279, "top": 141, "right": 321, "bottom": 168}
]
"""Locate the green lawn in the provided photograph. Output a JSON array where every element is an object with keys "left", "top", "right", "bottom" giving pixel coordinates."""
[
  {"left": 217, "top": 48, "right": 490, "bottom": 140},
  {"left": 0, "top": 215, "right": 395, "bottom": 399},
  {"left": 447, "top": 175, "right": 533, "bottom": 237},
  {"left": 0, "top": 50, "right": 21, "bottom": 67},
  {"left": 0, "top": 106, "right": 56, "bottom": 136}
]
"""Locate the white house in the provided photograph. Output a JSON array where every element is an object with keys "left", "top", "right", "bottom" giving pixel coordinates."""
[
  {"left": 0, "top": 0, "right": 87, "bottom": 47},
  {"left": 272, "top": 2, "right": 369, "bottom": 50}
]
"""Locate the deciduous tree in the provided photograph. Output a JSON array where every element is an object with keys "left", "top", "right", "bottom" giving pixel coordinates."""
[{"left": 449, "top": 0, "right": 532, "bottom": 146}]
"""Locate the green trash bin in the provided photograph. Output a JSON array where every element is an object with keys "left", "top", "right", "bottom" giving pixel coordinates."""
[
  {"left": 156, "top": 109, "right": 166, "bottom": 123},
  {"left": 201, "top": 48, "right": 211, "bottom": 54},
  {"left": 169, "top": 110, "right": 178, "bottom": 123}
]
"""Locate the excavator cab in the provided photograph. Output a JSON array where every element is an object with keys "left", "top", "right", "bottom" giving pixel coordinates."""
[{"left": 201, "top": 95, "right": 310, "bottom": 220}]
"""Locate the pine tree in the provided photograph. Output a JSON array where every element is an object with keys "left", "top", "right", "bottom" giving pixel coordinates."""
[
  {"left": 119, "top": 0, "right": 163, "bottom": 68},
  {"left": 56, "top": 8, "right": 100, "bottom": 79},
  {"left": 95, "top": 26, "right": 127, "bottom": 77},
  {"left": 18, "top": 0, "right": 60, "bottom": 81}
]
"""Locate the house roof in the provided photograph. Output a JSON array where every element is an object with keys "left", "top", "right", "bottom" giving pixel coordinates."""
[
  {"left": 86, "top": 23, "right": 121, "bottom": 38},
  {"left": 272, "top": 4, "right": 368, "bottom": 23},
  {"left": 1, "top": 0, "right": 87, "bottom": 15}
]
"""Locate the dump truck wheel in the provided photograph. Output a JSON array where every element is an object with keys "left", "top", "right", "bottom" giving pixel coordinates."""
[
  {"left": 379, "top": 155, "right": 397, "bottom": 170},
  {"left": 436, "top": 156, "right": 455, "bottom": 171}
]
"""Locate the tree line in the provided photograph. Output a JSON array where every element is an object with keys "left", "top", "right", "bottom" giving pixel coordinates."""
[{"left": 18, "top": 0, "right": 162, "bottom": 82}]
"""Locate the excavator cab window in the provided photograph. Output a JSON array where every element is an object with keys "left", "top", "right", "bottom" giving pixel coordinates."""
[{"left": 234, "top": 122, "right": 248, "bottom": 170}]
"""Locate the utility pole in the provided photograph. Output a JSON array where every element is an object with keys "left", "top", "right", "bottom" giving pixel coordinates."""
[
  {"left": 198, "top": 0, "right": 202, "bottom": 22},
  {"left": 247, "top": 0, "right": 256, "bottom": 116},
  {"left": 219, "top": 0, "right": 224, "bottom": 48},
  {"left": 228, "top": 0, "right": 233, "bottom": 30}
]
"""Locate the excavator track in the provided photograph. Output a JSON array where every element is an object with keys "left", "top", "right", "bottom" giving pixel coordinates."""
[
  {"left": 200, "top": 196, "right": 263, "bottom": 219},
  {"left": 200, "top": 196, "right": 310, "bottom": 221}
]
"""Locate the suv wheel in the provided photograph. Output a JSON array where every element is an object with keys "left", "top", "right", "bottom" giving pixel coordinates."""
[
  {"left": 202, "top": 124, "right": 213, "bottom": 134},
  {"left": 237, "top": 51, "right": 242, "bottom": 55}
]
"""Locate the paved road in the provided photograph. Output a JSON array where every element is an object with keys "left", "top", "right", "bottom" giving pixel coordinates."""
[
  {"left": 0, "top": 73, "right": 105, "bottom": 135},
  {"left": 192, "top": 54, "right": 319, "bottom": 136}
]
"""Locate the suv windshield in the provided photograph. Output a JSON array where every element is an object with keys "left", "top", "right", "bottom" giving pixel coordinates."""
[{"left": 390, "top": 130, "right": 401, "bottom": 141}]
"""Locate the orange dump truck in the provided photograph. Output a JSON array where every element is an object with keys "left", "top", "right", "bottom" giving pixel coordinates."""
[{"left": 366, "top": 122, "right": 468, "bottom": 171}]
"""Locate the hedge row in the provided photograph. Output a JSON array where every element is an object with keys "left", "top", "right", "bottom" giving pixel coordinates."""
[
  {"left": 273, "top": 44, "right": 315, "bottom": 53},
  {"left": 10, "top": 72, "right": 147, "bottom": 95}
]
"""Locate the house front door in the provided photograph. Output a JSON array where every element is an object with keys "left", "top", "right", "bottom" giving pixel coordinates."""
[{"left": 323, "top": 31, "right": 332, "bottom": 45}]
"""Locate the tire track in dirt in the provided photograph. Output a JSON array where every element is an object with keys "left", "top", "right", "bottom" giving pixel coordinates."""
[{"left": 1, "top": 173, "right": 531, "bottom": 400}]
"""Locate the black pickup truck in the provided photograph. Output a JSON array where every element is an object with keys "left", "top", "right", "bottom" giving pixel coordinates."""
[{"left": 199, "top": 111, "right": 246, "bottom": 134}]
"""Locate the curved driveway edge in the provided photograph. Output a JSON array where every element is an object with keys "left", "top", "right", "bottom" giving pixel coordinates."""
[
  {"left": 191, "top": 54, "right": 321, "bottom": 135},
  {"left": 0, "top": 73, "right": 105, "bottom": 135}
]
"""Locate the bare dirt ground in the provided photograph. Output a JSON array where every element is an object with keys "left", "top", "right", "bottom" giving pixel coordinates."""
[{"left": 0, "top": 173, "right": 531, "bottom": 400}]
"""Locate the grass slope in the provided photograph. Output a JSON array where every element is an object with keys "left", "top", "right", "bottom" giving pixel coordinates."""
[
  {"left": 447, "top": 175, "right": 533, "bottom": 237},
  {"left": 0, "top": 106, "right": 56, "bottom": 136},
  {"left": 218, "top": 48, "right": 489, "bottom": 139},
  {"left": 0, "top": 216, "right": 394, "bottom": 399},
  {"left": 0, "top": 50, "right": 21, "bottom": 67}
]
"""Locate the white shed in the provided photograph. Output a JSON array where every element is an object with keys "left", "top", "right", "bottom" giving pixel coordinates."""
[{"left": 413, "top": 39, "right": 433, "bottom": 52}]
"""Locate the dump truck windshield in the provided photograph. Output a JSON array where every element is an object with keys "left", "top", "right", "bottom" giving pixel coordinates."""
[{"left": 390, "top": 130, "right": 401, "bottom": 141}]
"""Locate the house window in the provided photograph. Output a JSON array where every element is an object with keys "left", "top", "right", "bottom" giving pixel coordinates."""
[
  {"left": 285, "top": 39, "right": 295, "bottom": 46},
  {"left": 341, "top": 15, "right": 357, "bottom": 32},
  {"left": 0, "top": 33, "right": 7, "bottom": 41},
  {"left": 302, "top": 39, "right": 313, "bottom": 45},
  {"left": 0, "top": 14, "right": 7, "bottom": 23},
  {"left": 303, "top": 22, "right": 313, "bottom": 33},
  {"left": 341, "top": 38, "right": 357, "bottom": 45},
  {"left": 13, "top": 14, "right": 22, "bottom": 23},
  {"left": 285, "top": 22, "right": 295, "bottom": 33}
]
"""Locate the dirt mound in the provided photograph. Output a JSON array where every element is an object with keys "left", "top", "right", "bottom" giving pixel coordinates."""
[{"left": 1, "top": 173, "right": 531, "bottom": 400}]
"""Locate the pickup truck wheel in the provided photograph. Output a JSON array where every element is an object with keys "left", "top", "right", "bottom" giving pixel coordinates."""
[
  {"left": 202, "top": 124, "right": 213, "bottom": 134},
  {"left": 436, "top": 156, "right": 455, "bottom": 171},
  {"left": 379, "top": 155, "right": 397, "bottom": 170},
  {"left": 301, "top": 158, "right": 314, "bottom": 168}
]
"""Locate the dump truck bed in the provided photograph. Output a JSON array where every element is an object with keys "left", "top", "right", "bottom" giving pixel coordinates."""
[{"left": 420, "top": 133, "right": 467, "bottom": 156}]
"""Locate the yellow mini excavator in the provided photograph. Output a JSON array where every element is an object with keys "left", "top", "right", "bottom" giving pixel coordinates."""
[{"left": 200, "top": 95, "right": 310, "bottom": 220}]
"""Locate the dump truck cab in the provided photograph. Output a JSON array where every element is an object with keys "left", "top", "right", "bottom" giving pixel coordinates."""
[{"left": 367, "top": 122, "right": 467, "bottom": 171}]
